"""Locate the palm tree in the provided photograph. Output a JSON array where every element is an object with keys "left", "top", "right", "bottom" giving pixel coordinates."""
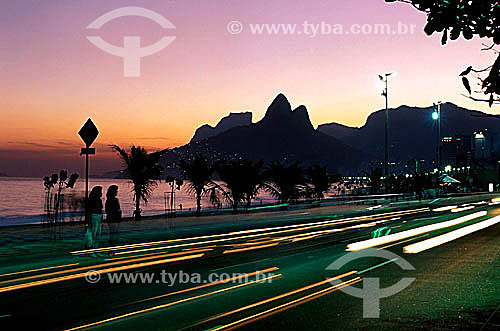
[
  {"left": 264, "top": 161, "right": 306, "bottom": 203},
  {"left": 179, "top": 153, "right": 215, "bottom": 216},
  {"left": 307, "top": 165, "right": 336, "bottom": 200},
  {"left": 365, "top": 168, "right": 383, "bottom": 194},
  {"left": 112, "top": 145, "right": 164, "bottom": 220},
  {"left": 215, "top": 159, "right": 264, "bottom": 212},
  {"left": 242, "top": 160, "right": 264, "bottom": 208}
]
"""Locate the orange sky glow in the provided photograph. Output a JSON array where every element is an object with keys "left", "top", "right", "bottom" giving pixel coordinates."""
[{"left": 0, "top": 0, "right": 498, "bottom": 176}]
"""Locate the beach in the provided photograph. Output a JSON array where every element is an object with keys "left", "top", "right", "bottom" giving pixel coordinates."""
[{"left": 0, "top": 177, "right": 278, "bottom": 226}]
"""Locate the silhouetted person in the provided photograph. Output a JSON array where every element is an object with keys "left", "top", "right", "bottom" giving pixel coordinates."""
[
  {"left": 85, "top": 186, "right": 103, "bottom": 249},
  {"left": 105, "top": 185, "right": 121, "bottom": 245},
  {"left": 179, "top": 203, "right": 183, "bottom": 211}
]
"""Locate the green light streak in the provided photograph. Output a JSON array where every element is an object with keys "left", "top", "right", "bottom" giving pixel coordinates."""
[
  {"left": 205, "top": 326, "right": 224, "bottom": 331},
  {"left": 247, "top": 203, "right": 289, "bottom": 211},
  {"left": 356, "top": 258, "right": 399, "bottom": 275}
]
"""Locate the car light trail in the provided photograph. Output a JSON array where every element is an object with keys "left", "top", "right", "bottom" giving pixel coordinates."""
[
  {"left": 109, "top": 221, "right": 379, "bottom": 256},
  {"left": 65, "top": 273, "right": 281, "bottom": 331},
  {"left": 70, "top": 207, "right": 429, "bottom": 256},
  {"left": 135, "top": 267, "right": 280, "bottom": 304},
  {"left": 103, "top": 248, "right": 212, "bottom": 261},
  {"left": 113, "top": 217, "right": 394, "bottom": 256},
  {"left": 247, "top": 203, "right": 289, "bottom": 211},
  {"left": 0, "top": 263, "right": 79, "bottom": 278},
  {"left": 188, "top": 271, "right": 358, "bottom": 329},
  {"left": 0, "top": 249, "right": 211, "bottom": 286},
  {"left": 291, "top": 235, "right": 317, "bottom": 242},
  {"left": 378, "top": 233, "right": 430, "bottom": 249},
  {"left": 403, "top": 215, "right": 500, "bottom": 253},
  {"left": 356, "top": 258, "right": 398, "bottom": 275},
  {"left": 0, "top": 253, "right": 204, "bottom": 293},
  {"left": 223, "top": 243, "right": 279, "bottom": 254},
  {"left": 451, "top": 206, "right": 475, "bottom": 213},
  {"left": 346, "top": 211, "right": 487, "bottom": 251},
  {"left": 229, "top": 239, "right": 274, "bottom": 247},
  {"left": 208, "top": 277, "right": 362, "bottom": 331},
  {"left": 432, "top": 206, "right": 458, "bottom": 212}
]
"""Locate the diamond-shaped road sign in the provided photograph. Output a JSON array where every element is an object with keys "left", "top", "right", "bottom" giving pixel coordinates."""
[{"left": 78, "top": 118, "right": 99, "bottom": 147}]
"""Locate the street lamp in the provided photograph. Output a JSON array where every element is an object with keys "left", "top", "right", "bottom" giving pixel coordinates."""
[
  {"left": 378, "top": 72, "right": 397, "bottom": 178},
  {"left": 432, "top": 101, "right": 442, "bottom": 171}
]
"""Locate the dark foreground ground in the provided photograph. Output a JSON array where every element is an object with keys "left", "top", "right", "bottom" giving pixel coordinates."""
[{"left": 0, "top": 194, "right": 499, "bottom": 330}]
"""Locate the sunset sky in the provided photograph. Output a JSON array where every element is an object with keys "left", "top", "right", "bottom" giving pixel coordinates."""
[{"left": 0, "top": 0, "right": 497, "bottom": 177}]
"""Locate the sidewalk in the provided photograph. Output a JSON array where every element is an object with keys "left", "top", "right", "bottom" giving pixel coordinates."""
[{"left": 0, "top": 203, "right": 365, "bottom": 266}]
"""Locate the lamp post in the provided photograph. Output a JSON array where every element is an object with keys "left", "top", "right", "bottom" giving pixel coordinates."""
[
  {"left": 432, "top": 102, "right": 442, "bottom": 172},
  {"left": 379, "top": 72, "right": 396, "bottom": 178}
]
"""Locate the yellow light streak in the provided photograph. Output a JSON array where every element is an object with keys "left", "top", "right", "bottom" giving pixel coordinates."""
[
  {"left": 135, "top": 267, "right": 280, "bottom": 304},
  {"left": 432, "top": 206, "right": 458, "bottom": 212},
  {"left": 70, "top": 208, "right": 429, "bottom": 255},
  {"left": 291, "top": 235, "right": 317, "bottom": 242},
  {"left": 223, "top": 243, "right": 279, "bottom": 254},
  {"left": 209, "top": 277, "right": 362, "bottom": 331},
  {"left": 115, "top": 218, "right": 392, "bottom": 256},
  {"left": 0, "top": 263, "right": 79, "bottom": 278},
  {"left": 0, "top": 254, "right": 204, "bottom": 293},
  {"left": 0, "top": 250, "right": 210, "bottom": 286},
  {"left": 103, "top": 248, "right": 211, "bottom": 261},
  {"left": 450, "top": 206, "right": 475, "bottom": 213},
  {"left": 191, "top": 270, "right": 357, "bottom": 328},
  {"left": 65, "top": 273, "right": 281, "bottom": 331}
]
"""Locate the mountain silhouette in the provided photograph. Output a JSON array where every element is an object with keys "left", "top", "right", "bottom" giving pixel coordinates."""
[
  {"left": 318, "top": 103, "right": 500, "bottom": 169},
  {"left": 163, "top": 94, "right": 368, "bottom": 174},
  {"left": 190, "top": 112, "right": 252, "bottom": 143},
  {"left": 160, "top": 98, "right": 500, "bottom": 176}
]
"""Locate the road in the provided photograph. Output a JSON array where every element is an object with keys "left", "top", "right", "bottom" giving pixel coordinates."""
[{"left": 0, "top": 197, "right": 499, "bottom": 330}]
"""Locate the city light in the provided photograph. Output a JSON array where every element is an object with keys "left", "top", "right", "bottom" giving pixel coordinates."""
[{"left": 432, "top": 111, "right": 439, "bottom": 120}]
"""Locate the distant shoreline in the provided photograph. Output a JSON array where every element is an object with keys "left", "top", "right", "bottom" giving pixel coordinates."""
[{"left": 0, "top": 175, "right": 123, "bottom": 180}]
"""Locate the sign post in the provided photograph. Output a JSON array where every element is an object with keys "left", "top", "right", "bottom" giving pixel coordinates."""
[{"left": 78, "top": 118, "right": 99, "bottom": 224}]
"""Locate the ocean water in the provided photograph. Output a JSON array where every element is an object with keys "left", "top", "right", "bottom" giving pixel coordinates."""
[{"left": 0, "top": 177, "right": 276, "bottom": 226}]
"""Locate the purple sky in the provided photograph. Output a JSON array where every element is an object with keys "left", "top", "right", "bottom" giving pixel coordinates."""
[{"left": 0, "top": 0, "right": 496, "bottom": 176}]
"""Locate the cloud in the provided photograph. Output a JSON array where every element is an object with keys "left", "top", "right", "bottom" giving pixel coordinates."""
[{"left": 11, "top": 142, "right": 61, "bottom": 149}]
